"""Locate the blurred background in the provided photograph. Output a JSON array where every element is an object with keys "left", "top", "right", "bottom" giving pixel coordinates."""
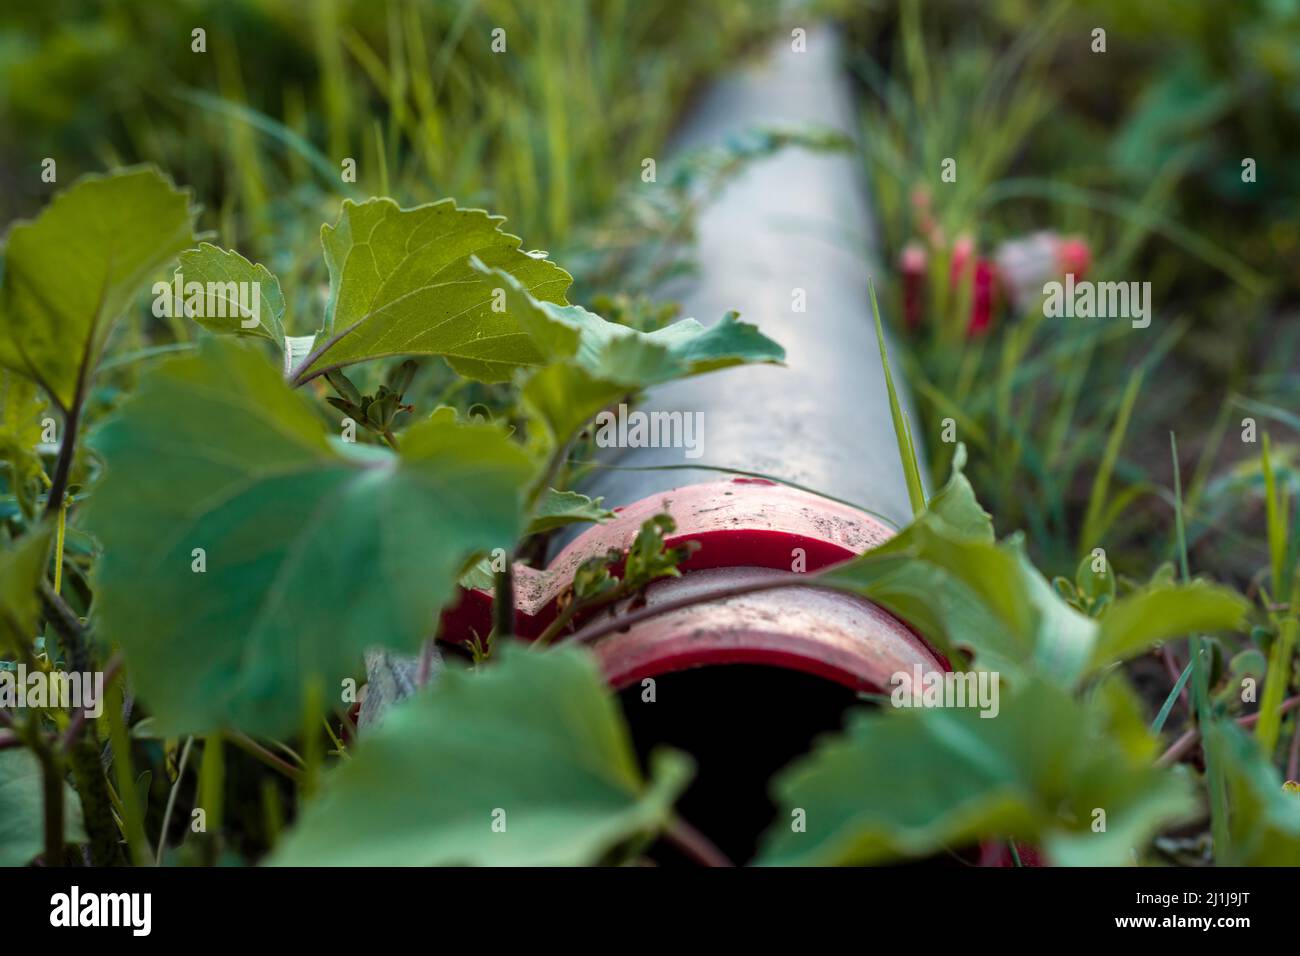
[{"left": 2, "top": 0, "right": 1298, "bottom": 594}]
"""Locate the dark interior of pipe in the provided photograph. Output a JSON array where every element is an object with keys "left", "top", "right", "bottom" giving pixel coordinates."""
[{"left": 619, "top": 663, "right": 866, "bottom": 866}]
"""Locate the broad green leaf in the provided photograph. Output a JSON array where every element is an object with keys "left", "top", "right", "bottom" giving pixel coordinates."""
[
  {"left": 0, "top": 369, "right": 44, "bottom": 452},
  {"left": 1085, "top": 581, "right": 1249, "bottom": 673},
  {"left": 481, "top": 262, "right": 784, "bottom": 383},
  {"left": 820, "top": 448, "right": 1246, "bottom": 686},
  {"left": 526, "top": 488, "right": 614, "bottom": 536},
  {"left": 270, "top": 647, "right": 692, "bottom": 865},
  {"left": 81, "top": 339, "right": 536, "bottom": 735},
  {"left": 1209, "top": 720, "right": 1300, "bottom": 865},
  {"left": 820, "top": 449, "right": 1037, "bottom": 674},
  {"left": 173, "top": 243, "right": 286, "bottom": 350},
  {"left": 0, "top": 749, "right": 86, "bottom": 867},
  {"left": 756, "top": 677, "right": 1194, "bottom": 866},
  {"left": 0, "top": 167, "right": 196, "bottom": 410},
  {"left": 822, "top": 540, "right": 1033, "bottom": 676},
  {"left": 478, "top": 265, "right": 782, "bottom": 446},
  {"left": 293, "top": 198, "right": 572, "bottom": 384},
  {"left": 0, "top": 526, "right": 52, "bottom": 655},
  {"left": 818, "top": 552, "right": 969, "bottom": 658}
]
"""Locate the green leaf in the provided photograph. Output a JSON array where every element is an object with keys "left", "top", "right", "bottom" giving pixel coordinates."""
[
  {"left": 481, "top": 262, "right": 784, "bottom": 384},
  {"left": 526, "top": 488, "right": 614, "bottom": 536},
  {"left": 1086, "top": 581, "right": 1250, "bottom": 673},
  {"left": 520, "top": 361, "right": 627, "bottom": 448},
  {"left": 1075, "top": 549, "right": 1115, "bottom": 605},
  {"left": 173, "top": 243, "right": 286, "bottom": 350},
  {"left": 0, "top": 526, "right": 52, "bottom": 655},
  {"left": 293, "top": 198, "right": 572, "bottom": 384},
  {"left": 819, "top": 447, "right": 1247, "bottom": 686},
  {"left": 478, "top": 265, "right": 782, "bottom": 446},
  {"left": 0, "top": 167, "right": 196, "bottom": 410},
  {"left": 0, "top": 370, "right": 47, "bottom": 515},
  {"left": 913, "top": 444, "right": 992, "bottom": 542},
  {"left": 0, "top": 749, "right": 86, "bottom": 867},
  {"left": 81, "top": 339, "right": 536, "bottom": 735},
  {"left": 756, "top": 677, "right": 1195, "bottom": 866},
  {"left": 270, "top": 647, "right": 692, "bottom": 865},
  {"left": 819, "top": 448, "right": 1037, "bottom": 674},
  {"left": 1257, "top": 571, "right": 1299, "bottom": 755},
  {"left": 1210, "top": 720, "right": 1300, "bottom": 865}
]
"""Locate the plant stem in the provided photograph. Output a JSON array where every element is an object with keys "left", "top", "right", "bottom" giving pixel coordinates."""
[
  {"left": 53, "top": 495, "right": 67, "bottom": 595},
  {"left": 36, "top": 743, "right": 65, "bottom": 865},
  {"left": 568, "top": 570, "right": 798, "bottom": 648},
  {"left": 1157, "top": 694, "right": 1300, "bottom": 767},
  {"left": 59, "top": 653, "right": 122, "bottom": 751},
  {"left": 230, "top": 731, "right": 304, "bottom": 783},
  {"left": 526, "top": 435, "right": 576, "bottom": 512},
  {"left": 1257, "top": 573, "right": 1299, "bottom": 755},
  {"left": 415, "top": 638, "right": 438, "bottom": 688},
  {"left": 21, "top": 714, "right": 65, "bottom": 865},
  {"left": 1170, "top": 431, "right": 1229, "bottom": 858},
  {"left": 105, "top": 677, "right": 151, "bottom": 865},
  {"left": 533, "top": 578, "right": 640, "bottom": 650},
  {"left": 156, "top": 736, "right": 194, "bottom": 865},
  {"left": 532, "top": 597, "right": 583, "bottom": 650},
  {"left": 38, "top": 581, "right": 122, "bottom": 864},
  {"left": 43, "top": 400, "right": 81, "bottom": 521},
  {"left": 663, "top": 816, "right": 733, "bottom": 867}
]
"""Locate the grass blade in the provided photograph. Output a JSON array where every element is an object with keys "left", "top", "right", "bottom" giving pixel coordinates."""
[
  {"left": 1257, "top": 571, "right": 1299, "bottom": 756},
  {"left": 870, "top": 278, "right": 926, "bottom": 516},
  {"left": 1080, "top": 368, "right": 1143, "bottom": 554},
  {"left": 1151, "top": 652, "right": 1198, "bottom": 735},
  {"left": 1171, "top": 432, "right": 1230, "bottom": 859}
]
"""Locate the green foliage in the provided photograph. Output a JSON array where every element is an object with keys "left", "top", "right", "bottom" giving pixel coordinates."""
[
  {"left": 82, "top": 338, "right": 537, "bottom": 735},
  {"left": 270, "top": 646, "right": 691, "bottom": 866},
  {"left": 1210, "top": 720, "right": 1300, "bottom": 865},
  {"left": 821, "top": 447, "right": 1249, "bottom": 685},
  {"left": 173, "top": 243, "right": 287, "bottom": 351},
  {"left": 294, "top": 197, "right": 572, "bottom": 383},
  {"left": 0, "top": 749, "right": 86, "bottom": 867},
  {"left": 323, "top": 360, "right": 417, "bottom": 444},
  {"left": 0, "top": 167, "right": 195, "bottom": 410},
  {"left": 870, "top": 278, "right": 926, "bottom": 515},
  {"left": 1088, "top": 582, "right": 1252, "bottom": 672},
  {"left": 525, "top": 488, "right": 614, "bottom": 536},
  {"left": 0, "top": 370, "right": 46, "bottom": 517},
  {"left": 757, "top": 677, "right": 1194, "bottom": 866},
  {"left": 0, "top": 524, "right": 51, "bottom": 654},
  {"left": 479, "top": 263, "right": 783, "bottom": 446}
]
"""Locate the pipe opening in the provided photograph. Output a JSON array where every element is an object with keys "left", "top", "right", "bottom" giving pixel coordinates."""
[{"left": 619, "top": 663, "right": 865, "bottom": 865}]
